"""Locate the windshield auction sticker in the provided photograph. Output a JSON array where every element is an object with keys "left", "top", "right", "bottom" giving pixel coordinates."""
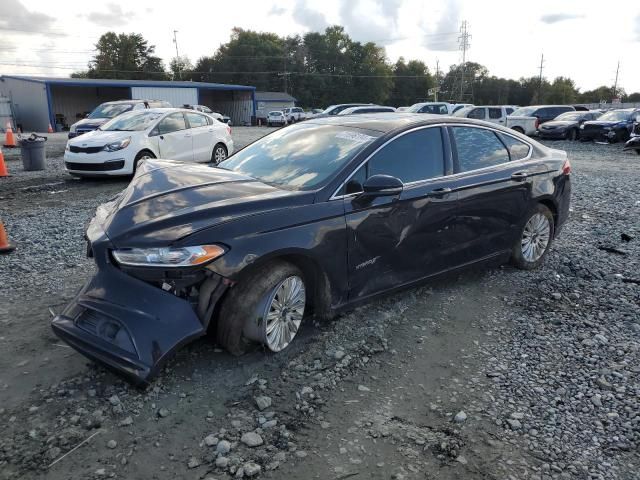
[{"left": 335, "top": 131, "right": 376, "bottom": 143}]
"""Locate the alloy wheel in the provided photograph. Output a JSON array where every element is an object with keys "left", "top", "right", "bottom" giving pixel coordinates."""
[
  {"left": 214, "top": 146, "right": 227, "bottom": 164},
  {"left": 262, "top": 275, "right": 306, "bottom": 352},
  {"left": 521, "top": 213, "right": 551, "bottom": 262}
]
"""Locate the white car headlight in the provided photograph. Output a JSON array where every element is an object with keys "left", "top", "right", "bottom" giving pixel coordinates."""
[
  {"left": 104, "top": 137, "right": 131, "bottom": 152},
  {"left": 70, "top": 124, "right": 77, "bottom": 133},
  {"left": 112, "top": 245, "right": 226, "bottom": 268}
]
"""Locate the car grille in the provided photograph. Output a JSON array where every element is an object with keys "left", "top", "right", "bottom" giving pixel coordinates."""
[
  {"left": 65, "top": 160, "right": 125, "bottom": 171},
  {"left": 583, "top": 124, "right": 604, "bottom": 132},
  {"left": 69, "top": 145, "right": 105, "bottom": 154},
  {"left": 75, "top": 129, "right": 95, "bottom": 135}
]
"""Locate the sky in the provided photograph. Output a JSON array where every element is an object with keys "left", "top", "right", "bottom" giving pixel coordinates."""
[{"left": 1, "top": 0, "right": 640, "bottom": 93}]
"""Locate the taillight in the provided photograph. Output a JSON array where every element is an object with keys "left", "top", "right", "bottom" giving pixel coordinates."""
[
  {"left": 535, "top": 118, "right": 540, "bottom": 129},
  {"left": 227, "top": 125, "right": 232, "bottom": 135},
  {"left": 562, "top": 159, "right": 571, "bottom": 175}
]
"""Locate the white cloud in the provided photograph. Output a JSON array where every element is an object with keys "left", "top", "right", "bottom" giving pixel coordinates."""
[
  {"left": 540, "top": 13, "right": 585, "bottom": 24},
  {"left": 0, "top": 0, "right": 56, "bottom": 34},
  {"left": 292, "top": 0, "right": 328, "bottom": 31},
  {"left": 85, "top": 3, "right": 135, "bottom": 27}
]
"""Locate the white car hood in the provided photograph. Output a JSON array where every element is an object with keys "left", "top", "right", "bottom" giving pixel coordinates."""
[{"left": 68, "top": 129, "right": 136, "bottom": 146}]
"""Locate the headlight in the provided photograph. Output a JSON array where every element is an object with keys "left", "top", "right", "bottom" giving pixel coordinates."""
[
  {"left": 580, "top": 124, "right": 585, "bottom": 129},
  {"left": 112, "top": 245, "right": 226, "bottom": 267},
  {"left": 65, "top": 143, "right": 70, "bottom": 151},
  {"left": 104, "top": 137, "right": 131, "bottom": 152},
  {"left": 70, "top": 124, "right": 77, "bottom": 133}
]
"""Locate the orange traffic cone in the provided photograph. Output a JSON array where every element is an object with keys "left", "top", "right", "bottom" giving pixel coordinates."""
[
  {"left": 0, "top": 220, "right": 16, "bottom": 254},
  {"left": 4, "top": 122, "right": 17, "bottom": 148},
  {"left": 0, "top": 148, "right": 9, "bottom": 177},
  {"left": 47, "top": 123, "right": 54, "bottom": 134}
]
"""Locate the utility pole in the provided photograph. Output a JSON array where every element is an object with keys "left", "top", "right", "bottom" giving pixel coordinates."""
[
  {"left": 173, "top": 30, "right": 181, "bottom": 80},
  {"left": 435, "top": 59, "right": 440, "bottom": 101},
  {"left": 278, "top": 50, "right": 291, "bottom": 94},
  {"left": 458, "top": 21, "right": 471, "bottom": 102},
  {"left": 537, "top": 53, "right": 544, "bottom": 103},
  {"left": 612, "top": 60, "right": 620, "bottom": 100}
]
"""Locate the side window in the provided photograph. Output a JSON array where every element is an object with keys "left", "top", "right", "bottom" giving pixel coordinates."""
[
  {"left": 451, "top": 127, "right": 510, "bottom": 172},
  {"left": 488, "top": 108, "right": 502, "bottom": 119},
  {"left": 368, "top": 128, "right": 444, "bottom": 183},
  {"left": 498, "top": 133, "right": 531, "bottom": 161},
  {"left": 186, "top": 112, "right": 207, "bottom": 128},
  {"left": 157, "top": 113, "right": 187, "bottom": 134},
  {"left": 506, "top": 107, "right": 514, "bottom": 115},
  {"left": 468, "top": 108, "right": 486, "bottom": 119},
  {"left": 535, "top": 108, "right": 549, "bottom": 119},
  {"left": 205, "top": 115, "right": 214, "bottom": 125},
  {"left": 438, "top": 105, "right": 448, "bottom": 114}
]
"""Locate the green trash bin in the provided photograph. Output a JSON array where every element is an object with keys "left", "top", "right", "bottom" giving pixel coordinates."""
[{"left": 20, "top": 134, "right": 47, "bottom": 171}]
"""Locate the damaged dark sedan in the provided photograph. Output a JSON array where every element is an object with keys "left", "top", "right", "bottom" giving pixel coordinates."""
[{"left": 52, "top": 113, "right": 572, "bottom": 385}]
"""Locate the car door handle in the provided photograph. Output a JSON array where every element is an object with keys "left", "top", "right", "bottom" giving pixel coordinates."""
[
  {"left": 159, "top": 135, "right": 164, "bottom": 140},
  {"left": 511, "top": 171, "right": 529, "bottom": 181},
  {"left": 427, "top": 187, "right": 452, "bottom": 197}
]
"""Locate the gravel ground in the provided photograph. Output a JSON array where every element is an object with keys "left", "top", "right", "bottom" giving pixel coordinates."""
[{"left": 0, "top": 135, "right": 638, "bottom": 480}]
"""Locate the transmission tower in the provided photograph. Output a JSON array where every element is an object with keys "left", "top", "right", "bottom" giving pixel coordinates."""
[{"left": 458, "top": 21, "right": 471, "bottom": 102}]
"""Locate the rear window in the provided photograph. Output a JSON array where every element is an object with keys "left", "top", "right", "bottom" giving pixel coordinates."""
[
  {"left": 452, "top": 127, "right": 510, "bottom": 172},
  {"left": 511, "top": 107, "right": 536, "bottom": 117}
]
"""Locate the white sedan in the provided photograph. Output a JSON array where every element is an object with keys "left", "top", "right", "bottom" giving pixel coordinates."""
[{"left": 64, "top": 108, "right": 234, "bottom": 176}]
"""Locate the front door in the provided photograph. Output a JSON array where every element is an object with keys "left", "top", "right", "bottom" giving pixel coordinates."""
[
  {"left": 344, "top": 127, "right": 458, "bottom": 300},
  {"left": 157, "top": 112, "right": 193, "bottom": 161}
]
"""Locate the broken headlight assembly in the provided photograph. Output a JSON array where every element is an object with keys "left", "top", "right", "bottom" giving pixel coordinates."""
[{"left": 112, "top": 245, "right": 226, "bottom": 268}]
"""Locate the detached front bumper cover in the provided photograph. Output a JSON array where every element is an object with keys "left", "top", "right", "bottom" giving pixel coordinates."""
[{"left": 51, "top": 266, "right": 208, "bottom": 386}]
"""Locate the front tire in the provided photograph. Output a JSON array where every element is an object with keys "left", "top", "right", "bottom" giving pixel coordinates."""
[
  {"left": 133, "top": 150, "right": 156, "bottom": 173},
  {"left": 211, "top": 143, "right": 228, "bottom": 165},
  {"left": 511, "top": 204, "right": 555, "bottom": 270},
  {"left": 217, "top": 261, "right": 307, "bottom": 355},
  {"left": 567, "top": 128, "right": 578, "bottom": 141}
]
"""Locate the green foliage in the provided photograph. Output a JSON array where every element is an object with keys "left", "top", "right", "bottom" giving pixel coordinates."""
[
  {"left": 170, "top": 56, "right": 193, "bottom": 80},
  {"left": 389, "top": 58, "right": 434, "bottom": 106},
  {"left": 73, "top": 32, "right": 167, "bottom": 80}
]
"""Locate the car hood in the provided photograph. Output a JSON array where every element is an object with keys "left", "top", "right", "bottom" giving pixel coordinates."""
[
  {"left": 73, "top": 118, "right": 109, "bottom": 129},
  {"left": 96, "top": 159, "right": 311, "bottom": 247},
  {"left": 69, "top": 129, "right": 135, "bottom": 146},
  {"left": 507, "top": 115, "right": 535, "bottom": 120},
  {"left": 541, "top": 120, "right": 574, "bottom": 127}
]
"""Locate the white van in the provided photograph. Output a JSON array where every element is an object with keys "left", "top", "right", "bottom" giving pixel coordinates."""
[{"left": 406, "top": 102, "right": 473, "bottom": 115}]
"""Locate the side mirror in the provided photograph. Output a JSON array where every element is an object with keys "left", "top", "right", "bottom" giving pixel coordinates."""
[{"left": 361, "top": 174, "right": 403, "bottom": 197}]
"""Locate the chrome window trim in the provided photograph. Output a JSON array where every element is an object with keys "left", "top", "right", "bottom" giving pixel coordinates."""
[{"left": 330, "top": 123, "right": 533, "bottom": 200}]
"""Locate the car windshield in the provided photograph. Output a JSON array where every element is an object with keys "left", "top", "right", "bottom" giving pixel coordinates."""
[
  {"left": 101, "top": 111, "right": 163, "bottom": 131},
  {"left": 599, "top": 110, "right": 631, "bottom": 122},
  {"left": 555, "top": 112, "right": 583, "bottom": 121},
  {"left": 218, "top": 124, "right": 380, "bottom": 190},
  {"left": 88, "top": 103, "right": 134, "bottom": 119},
  {"left": 511, "top": 107, "right": 536, "bottom": 116},
  {"left": 453, "top": 107, "right": 474, "bottom": 117}
]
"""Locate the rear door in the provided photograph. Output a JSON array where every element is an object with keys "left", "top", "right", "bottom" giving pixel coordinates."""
[
  {"left": 488, "top": 107, "right": 505, "bottom": 125},
  {"left": 447, "top": 125, "right": 533, "bottom": 263},
  {"left": 343, "top": 126, "right": 458, "bottom": 300},
  {"left": 156, "top": 113, "right": 193, "bottom": 161},
  {"left": 185, "top": 112, "right": 213, "bottom": 162}
]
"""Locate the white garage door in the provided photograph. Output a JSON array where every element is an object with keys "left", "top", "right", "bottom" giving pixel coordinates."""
[{"left": 130, "top": 87, "right": 198, "bottom": 108}]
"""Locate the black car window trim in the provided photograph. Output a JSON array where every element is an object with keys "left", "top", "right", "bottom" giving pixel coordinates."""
[{"left": 330, "top": 125, "right": 450, "bottom": 200}]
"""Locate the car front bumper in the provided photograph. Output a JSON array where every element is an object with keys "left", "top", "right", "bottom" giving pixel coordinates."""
[
  {"left": 64, "top": 150, "right": 133, "bottom": 176},
  {"left": 538, "top": 129, "right": 568, "bottom": 139}
]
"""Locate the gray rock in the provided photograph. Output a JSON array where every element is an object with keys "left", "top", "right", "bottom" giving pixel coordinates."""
[
  {"left": 591, "top": 395, "right": 603, "bottom": 407},
  {"left": 243, "top": 462, "right": 261, "bottom": 477},
  {"left": 108, "top": 395, "right": 120, "bottom": 406},
  {"left": 357, "top": 385, "right": 370, "bottom": 392},
  {"left": 241, "top": 431, "right": 263, "bottom": 447},
  {"left": 295, "top": 450, "right": 308, "bottom": 458},
  {"left": 216, "top": 440, "right": 231, "bottom": 454},
  {"left": 106, "top": 440, "right": 117, "bottom": 449},
  {"left": 454, "top": 411, "right": 467, "bottom": 423},
  {"left": 157, "top": 408, "right": 170, "bottom": 418},
  {"left": 204, "top": 434, "right": 219, "bottom": 446},
  {"left": 187, "top": 457, "right": 200, "bottom": 469},
  {"left": 119, "top": 416, "right": 133, "bottom": 427},
  {"left": 215, "top": 456, "right": 229, "bottom": 468},
  {"left": 255, "top": 395, "right": 272, "bottom": 411}
]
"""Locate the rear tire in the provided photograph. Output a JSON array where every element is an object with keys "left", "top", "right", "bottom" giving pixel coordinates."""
[
  {"left": 211, "top": 143, "right": 228, "bottom": 165},
  {"left": 512, "top": 126, "right": 525, "bottom": 134},
  {"left": 511, "top": 204, "right": 555, "bottom": 270},
  {"left": 567, "top": 128, "right": 578, "bottom": 141},
  {"left": 217, "top": 261, "right": 307, "bottom": 356}
]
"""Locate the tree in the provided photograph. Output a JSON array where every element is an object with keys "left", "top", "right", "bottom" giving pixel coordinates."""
[
  {"left": 389, "top": 58, "right": 433, "bottom": 107},
  {"left": 441, "top": 62, "right": 488, "bottom": 102},
  {"left": 72, "top": 32, "right": 167, "bottom": 80},
  {"left": 546, "top": 77, "right": 579, "bottom": 104},
  {"left": 170, "top": 56, "right": 193, "bottom": 80}
]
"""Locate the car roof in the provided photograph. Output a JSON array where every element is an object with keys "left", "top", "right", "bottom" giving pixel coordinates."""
[
  {"left": 305, "top": 112, "right": 521, "bottom": 133},
  {"left": 102, "top": 99, "right": 165, "bottom": 105}
]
